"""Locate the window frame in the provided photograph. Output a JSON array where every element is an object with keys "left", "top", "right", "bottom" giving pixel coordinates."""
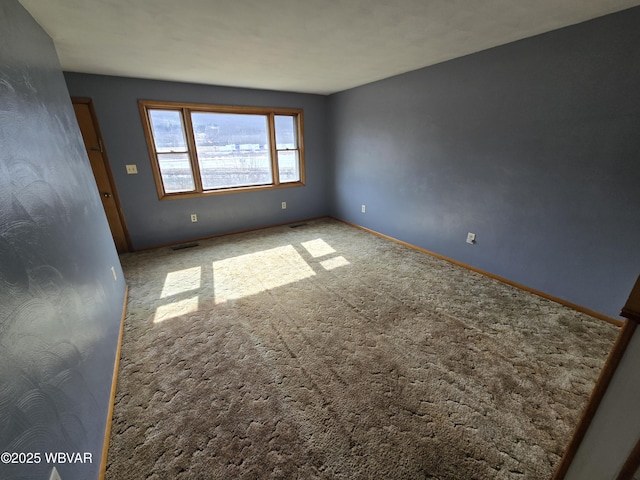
[{"left": 139, "top": 100, "right": 305, "bottom": 199}]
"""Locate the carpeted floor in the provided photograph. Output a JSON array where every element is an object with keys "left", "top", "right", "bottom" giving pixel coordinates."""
[{"left": 106, "top": 218, "right": 618, "bottom": 479}]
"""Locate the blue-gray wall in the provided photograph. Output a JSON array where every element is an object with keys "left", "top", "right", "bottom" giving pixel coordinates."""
[
  {"left": 329, "top": 7, "right": 640, "bottom": 318},
  {"left": 0, "top": 2, "right": 127, "bottom": 479},
  {"left": 64, "top": 73, "right": 330, "bottom": 250}
]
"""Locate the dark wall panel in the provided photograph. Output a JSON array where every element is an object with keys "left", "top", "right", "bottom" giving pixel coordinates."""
[
  {"left": 329, "top": 8, "right": 640, "bottom": 318},
  {"left": 64, "top": 74, "right": 330, "bottom": 250},
  {"left": 0, "top": 2, "right": 126, "bottom": 479}
]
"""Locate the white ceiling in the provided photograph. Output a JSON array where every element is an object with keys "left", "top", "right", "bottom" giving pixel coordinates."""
[{"left": 19, "top": 0, "right": 640, "bottom": 95}]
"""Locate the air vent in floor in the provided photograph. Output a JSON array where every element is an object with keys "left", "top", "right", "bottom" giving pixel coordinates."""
[{"left": 171, "top": 242, "right": 199, "bottom": 251}]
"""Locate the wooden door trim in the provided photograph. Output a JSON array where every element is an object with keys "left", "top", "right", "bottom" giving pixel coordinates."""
[
  {"left": 72, "top": 97, "right": 132, "bottom": 252},
  {"left": 616, "top": 436, "right": 640, "bottom": 480},
  {"left": 553, "top": 275, "right": 640, "bottom": 479},
  {"left": 552, "top": 319, "right": 637, "bottom": 479}
]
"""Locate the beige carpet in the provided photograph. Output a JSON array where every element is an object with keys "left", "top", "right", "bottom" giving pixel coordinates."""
[{"left": 106, "top": 218, "right": 618, "bottom": 479}]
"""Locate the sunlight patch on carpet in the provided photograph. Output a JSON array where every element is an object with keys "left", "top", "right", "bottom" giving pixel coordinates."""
[
  {"left": 154, "top": 296, "right": 199, "bottom": 323},
  {"left": 301, "top": 238, "right": 336, "bottom": 258},
  {"left": 212, "top": 244, "right": 315, "bottom": 304},
  {"left": 320, "top": 255, "right": 350, "bottom": 270},
  {"left": 160, "top": 266, "right": 202, "bottom": 298}
]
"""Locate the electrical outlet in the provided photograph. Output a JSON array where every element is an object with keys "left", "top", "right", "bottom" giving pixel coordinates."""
[
  {"left": 111, "top": 266, "right": 117, "bottom": 281},
  {"left": 361, "top": 205, "right": 366, "bottom": 213},
  {"left": 191, "top": 214, "right": 198, "bottom": 222},
  {"left": 126, "top": 164, "right": 138, "bottom": 174},
  {"left": 281, "top": 201, "right": 287, "bottom": 209},
  {"left": 466, "top": 232, "right": 476, "bottom": 244},
  {"left": 50, "top": 466, "right": 62, "bottom": 480}
]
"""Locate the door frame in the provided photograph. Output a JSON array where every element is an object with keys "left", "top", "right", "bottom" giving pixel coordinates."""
[{"left": 72, "top": 97, "right": 132, "bottom": 252}]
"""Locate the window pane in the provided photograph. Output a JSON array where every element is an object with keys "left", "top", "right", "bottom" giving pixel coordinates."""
[
  {"left": 157, "top": 153, "right": 195, "bottom": 193},
  {"left": 191, "top": 112, "right": 272, "bottom": 189},
  {"left": 278, "top": 151, "right": 299, "bottom": 183},
  {"left": 149, "top": 110, "right": 187, "bottom": 153},
  {"left": 275, "top": 115, "right": 297, "bottom": 150}
]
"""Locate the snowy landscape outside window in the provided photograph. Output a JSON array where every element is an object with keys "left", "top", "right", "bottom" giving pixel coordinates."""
[{"left": 140, "top": 101, "right": 305, "bottom": 198}]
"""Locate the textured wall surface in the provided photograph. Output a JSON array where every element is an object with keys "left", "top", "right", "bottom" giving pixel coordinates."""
[
  {"left": 0, "top": 2, "right": 127, "bottom": 479},
  {"left": 329, "top": 7, "right": 640, "bottom": 318},
  {"left": 64, "top": 73, "right": 331, "bottom": 250}
]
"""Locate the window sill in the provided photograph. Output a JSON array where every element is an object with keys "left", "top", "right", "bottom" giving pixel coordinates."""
[{"left": 159, "top": 181, "right": 305, "bottom": 200}]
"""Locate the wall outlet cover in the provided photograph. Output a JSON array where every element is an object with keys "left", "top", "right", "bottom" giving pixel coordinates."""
[
  {"left": 126, "top": 164, "right": 138, "bottom": 174},
  {"left": 466, "top": 232, "right": 476, "bottom": 244}
]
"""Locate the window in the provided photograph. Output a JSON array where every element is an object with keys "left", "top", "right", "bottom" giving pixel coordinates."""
[{"left": 139, "top": 100, "right": 305, "bottom": 198}]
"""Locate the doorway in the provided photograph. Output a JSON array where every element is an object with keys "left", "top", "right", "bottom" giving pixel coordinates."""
[{"left": 72, "top": 98, "right": 131, "bottom": 253}]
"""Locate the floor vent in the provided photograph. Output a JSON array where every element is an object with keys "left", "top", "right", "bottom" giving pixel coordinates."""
[{"left": 171, "top": 242, "right": 199, "bottom": 251}]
